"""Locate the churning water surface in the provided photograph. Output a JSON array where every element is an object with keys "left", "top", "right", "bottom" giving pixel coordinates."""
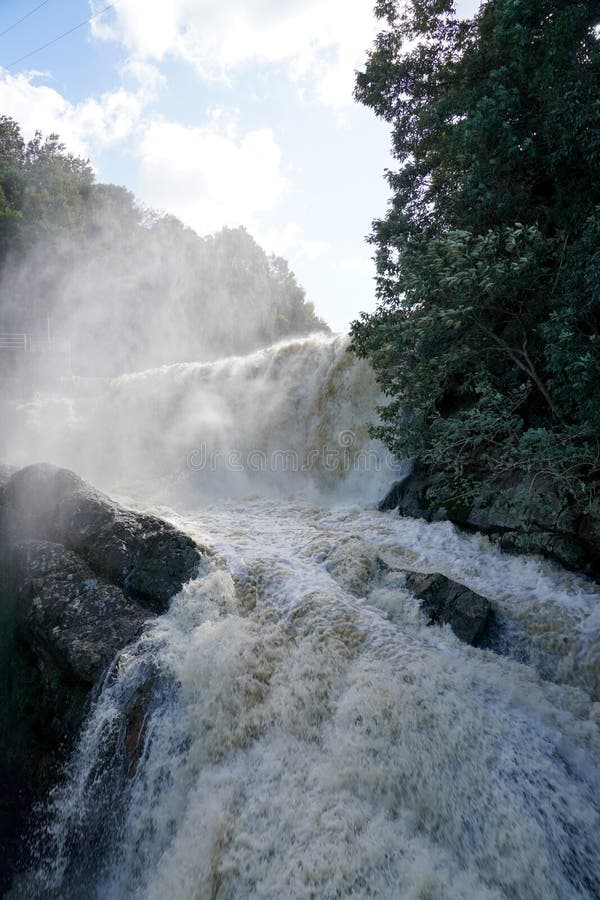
[{"left": 6, "top": 335, "right": 600, "bottom": 899}]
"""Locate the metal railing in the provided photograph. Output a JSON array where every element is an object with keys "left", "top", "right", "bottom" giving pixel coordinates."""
[
  {"left": 0, "top": 333, "right": 27, "bottom": 351},
  {"left": 0, "top": 333, "right": 71, "bottom": 354}
]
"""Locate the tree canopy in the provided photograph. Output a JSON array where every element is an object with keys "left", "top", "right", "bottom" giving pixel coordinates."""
[
  {"left": 0, "top": 117, "right": 328, "bottom": 374},
  {"left": 350, "top": 0, "right": 600, "bottom": 516}
]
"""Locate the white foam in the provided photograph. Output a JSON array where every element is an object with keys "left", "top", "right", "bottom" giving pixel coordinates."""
[{"left": 28, "top": 498, "right": 600, "bottom": 899}]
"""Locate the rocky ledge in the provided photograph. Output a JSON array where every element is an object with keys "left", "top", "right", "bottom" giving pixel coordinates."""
[
  {"left": 380, "top": 464, "right": 600, "bottom": 579},
  {"left": 0, "top": 463, "right": 205, "bottom": 892}
]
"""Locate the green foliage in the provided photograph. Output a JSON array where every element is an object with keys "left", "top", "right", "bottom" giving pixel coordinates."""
[
  {"left": 0, "top": 117, "right": 327, "bottom": 373},
  {"left": 351, "top": 0, "right": 600, "bottom": 516}
]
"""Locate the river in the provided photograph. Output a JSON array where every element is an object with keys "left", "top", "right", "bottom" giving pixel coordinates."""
[{"left": 6, "top": 335, "right": 600, "bottom": 899}]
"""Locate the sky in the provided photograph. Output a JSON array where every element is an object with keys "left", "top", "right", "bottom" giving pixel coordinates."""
[{"left": 0, "top": 0, "right": 480, "bottom": 333}]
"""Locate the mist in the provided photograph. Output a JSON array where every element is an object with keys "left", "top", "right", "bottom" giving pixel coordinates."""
[
  {"left": 0, "top": 190, "right": 328, "bottom": 378},
  {"left": 0, "top": 157, "right": 390, "bottom": 501},
  {"left": 0, "top": 120, "right": 381, "bottom": 498},
  {"left": 1, "top": 332, "right": 400, "bottom": 503}
]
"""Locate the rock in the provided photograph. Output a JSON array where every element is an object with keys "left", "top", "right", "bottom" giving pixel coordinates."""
[
  {"left": 0, "top": 766, "right": 30, "bottom": 897},
  {"left": 380, "top": 462, "right": 599, "bottom": 579},
  {"left": 465, "top": 473, "right": 588, "bottom": 572},
  {"left": 1, "top": 463, "right": 202, "bottom": 610},
  {"left": 0, "top": 538, "right": 153, "bottom": 830},
  {"left": 0, "top": 464, "right": 209, "bottom": 891},
  {"left": 378, "top": 465, "right": 437, "bottom": 520},
  {"left": 466, "top": 473, "right": 578, "bottom": 536},
  {"left": 496, "top": 530, "right": 585, "bottom": 572},
  {"left": 378, "top": 478, "right": 410, "bottom": 513},
  {"left": 405, "top": 572, "right": 492, "bottom": 645},
  {"left": 12, "top": 540, "right": 150, "bottom": 686},
  {"left": 0, "top": 467, "right": 205, "bottom": 759},
  {"left": 578, "top": 514, "right": 600, "bottom": 574}
]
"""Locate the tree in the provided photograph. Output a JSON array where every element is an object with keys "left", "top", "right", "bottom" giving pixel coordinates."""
[
  {"left": 268, "top": 254, "right": 327, "bottom": 338},
  {"left": 0, "top": 117, "right": 26, "bottom": 257},
  {"left": 350, "top": 0, "right": 600, "bottom": 514},
  {"left": 0, "top": 117, "right": 328, "bottom": 370}
]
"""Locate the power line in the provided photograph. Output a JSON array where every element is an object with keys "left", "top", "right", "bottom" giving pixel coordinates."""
[
  {"left": 0, "top": 0, "right": 51, "bottom": 40},
  {"left": 5, "top": 2, "right": 115, "bottom": 70}
]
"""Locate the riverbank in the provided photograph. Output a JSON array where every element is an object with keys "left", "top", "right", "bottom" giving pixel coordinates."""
[{"left": 379, "top": 463, "right": 600, "bottom": 580}]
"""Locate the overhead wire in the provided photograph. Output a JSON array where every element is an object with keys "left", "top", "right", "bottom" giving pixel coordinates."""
[
  {"left": 0, "top": 0, "right": 52, "bottom": 40},
  {"left": 5, "top": 2, "right": 115, "bottom": 69}
]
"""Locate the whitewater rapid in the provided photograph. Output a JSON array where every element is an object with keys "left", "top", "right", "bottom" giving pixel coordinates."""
[{"left": 6, "top": 334, "right": 600, "bottom": 898}]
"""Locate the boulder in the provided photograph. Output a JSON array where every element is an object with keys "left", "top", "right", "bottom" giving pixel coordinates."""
[
  {"left": 378, "top": 465, "right": 437, "bottom": 520},
  {"left": 405, "top": 572, "right": 492, "bottom": 645},
  {"left": 12, "top": 540, "right": 150, "bottom": 686},
  {"left": 0, "top": 464, "right": 208, "bottom": 891},
  {"left": 1, "top": 463, "right": 202, "bottom": 610},
  {"left": 1, "top": 539, "right": 153, "bottom": 814},
  {"left": 0, "top": 466, "right": 205, "bottom": 760}
]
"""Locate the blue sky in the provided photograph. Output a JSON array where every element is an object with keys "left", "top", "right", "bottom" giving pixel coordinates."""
[{"left": 0, "top": 0, "right": 480, "bottom": 332}]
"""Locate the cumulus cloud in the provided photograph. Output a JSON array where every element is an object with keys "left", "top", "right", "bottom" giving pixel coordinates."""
[
  {"left": 0, "top": 69, "right": 152, "bottom": 157},
  {"left": 136, "top": 114, "right": 287, "bottom": 234},
  {"left": 0, "top": 69, "right": 289, "bottom": 235},
  {"left": 92, "top": 0, "right": 378, "bottom": 106},
  {"left": 119, "top": 58, "right": 166, "bottom": 93}
]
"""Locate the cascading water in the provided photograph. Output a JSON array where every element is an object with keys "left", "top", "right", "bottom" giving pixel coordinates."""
[
  {"left": 1, "top": 334, "right": 400, "bottom": 499},
  {"left": 6, "top": 335, "right": 600, "bottom": 899}
]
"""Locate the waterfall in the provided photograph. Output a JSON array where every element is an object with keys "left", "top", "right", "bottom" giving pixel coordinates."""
[
  {"left": 5, "top": 335, "right": 600, "bottom": 899},
  {"left": 1, "top": 334, "right": 400, "bottom": 500}
]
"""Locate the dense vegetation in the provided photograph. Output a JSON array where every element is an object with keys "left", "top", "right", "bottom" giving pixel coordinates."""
[
  {"left": 0, "top": 117, "right": 327, "bottom": 374},
  {"left": 351, "top": 0, "right": 600, "bottom": 522}
]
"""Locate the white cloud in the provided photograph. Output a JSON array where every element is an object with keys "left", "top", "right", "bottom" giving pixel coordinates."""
[
  {"left": 260, "top": 222, "right": 329, "bottom": 260},
  {"left": 92, "top": 0, "right": 378, "bottom": 107},
  {"left": 136, "top": 114, "right": 287, "bottom": 234},
  {"left": 0, "top": 69, "right": 152, "bottom": 158},
  {"left": 0, "top": 70, "right": 290, "bottom": 236},
  {"left": 119, "top": 58, "right": 166, "bottom": 94}
]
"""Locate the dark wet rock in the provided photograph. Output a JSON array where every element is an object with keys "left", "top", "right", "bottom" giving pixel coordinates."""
[
  {"left": 466, "top": 473, "right": 578, "bottom": 535},
  {"left": 577, "top": 514, "right": 600, "bottom": 574},
  {"left": 0, "top": 539, "right": 149, "bottom": 815},
  {"left": 467, "top": 477, "right": 593, "bottom": 574},
  {"left": 122, "top": 675, "right": 158, "bottom": 778},
  {"left": 495, "top": 530, "right": 585, "bottom": 572},
  {"left": 378, "top": 478, "right": 409, "bottom": 513},
  {"left": 12, "top": 540, "right": 150, "bottom": 686},
  {"left": 0, "top": 767, "right": 30, "bottom": 897},
  {"left": 380, "top": 463, "right": 599, "bottom": 579},
  {"left": 1, "top": 463, "right": 202, "bottom": 610},
  {"left": 378, "top": 465, "right": 439, "bottom": 520},
  {"left": 405, "top": 572, "right": 492, "bottom": 645},
  {"left": 0, "top": 463, "right": 207, "bottom": 891},
  {"left": 0, "top": 465, "right": 204, "bottom": 757}
]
